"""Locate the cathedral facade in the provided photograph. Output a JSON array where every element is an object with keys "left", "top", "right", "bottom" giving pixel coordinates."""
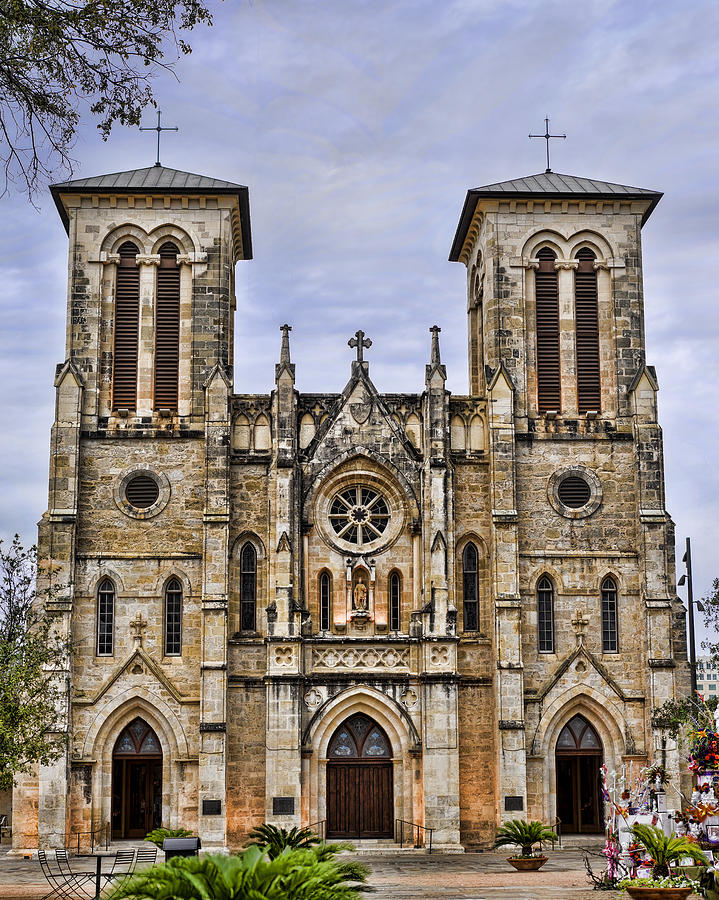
[{"left": 13, "top": 165, "right": 688, "bottom": 852}]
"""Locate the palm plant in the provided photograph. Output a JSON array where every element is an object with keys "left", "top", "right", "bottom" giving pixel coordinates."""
[
  {"left": 143, "top": 826, "right": 194, "bottom": 849},
  {"left": 493, "top": 819, "right": 558, "bottom": 858},
  {"left": 247, "top": 823, "right": 320, "bottom": 859},
  {"left": 630, "top": 823, "right": 707, "bottom": 878},
  {"left": 108, "top": 845, "right": 370, "bottom": 900}
]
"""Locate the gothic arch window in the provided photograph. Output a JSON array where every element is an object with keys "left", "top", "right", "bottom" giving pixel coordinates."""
[
  {"left": 164, "top": 577, "right": 182, "bottom": 656},
  {"left": 574, "top": 248, "right": 601, "bottom": 413},
  {"left": 113, "top": 241, "right": 140, "bottom": 409},
  {"left": 537, "top": 575, "right": 554, "bottom": 653},
  {"left": 601, "top": 576, "right": 618, "bottom": 652},
  {"left": 328, "top": 714, "right": 392, "bottom": 758},
  {"left": 389, "top": 571, "right": 401, "bottom": 632},
  {"left": 154, "top": 242, "right": 180, "bottom": 411},
  {"left": 240, "top": 542, "right": 257, "bottom": 632},
  {"left": 556, "top": 714, "right": 602, "bottom": 753},
  {"left": 97, "top": 578, "right": 115, "bottom": 656},
  {"left": 535, "top": 247, "right": 561, "bottom": 413},
  {"left": 462, "top": 542, "right": 479, "bottom": 631},
  {"left": 319, "top": 571, "right": 331, "bottom": 632}
]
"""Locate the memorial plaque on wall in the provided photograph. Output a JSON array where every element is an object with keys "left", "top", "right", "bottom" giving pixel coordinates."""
[
  {"left": 504, "top": 795, "right": 524, "bottom": 812},
  {"left": 203, "top": 799, "right": 222, "bottom": 816},
  {"left": 272, "top": 797, "right": 295, "bottom": 815}
]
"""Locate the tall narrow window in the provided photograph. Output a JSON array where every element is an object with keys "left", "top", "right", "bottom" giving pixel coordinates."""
[
  {"left": 462, "top": 543, "right": 479, "bottom": 631},
  {"left": 535, "top": 247, "right": 560, "bottom": 413},
  {"left": 240, "top": 543, "right": 257, "bottom": 632},
  {"left": 537, "top": 576, "right": 554, "bottom": 653},
  {"left": 164, "top": 577, "right": 183, "bottom": 656},
  {"left": 113, "top": 241, "right": 140, "bottom": 409},
  {"left": 320, "top": 572, "right": 331, "bottom": 632},
  {"left": 574, "top": 248, "right": 601, "bottom": 413},
  {"left": 601, "top": 576, "right": 618, "bottom": 652},
  {"left": 154, "top": 242, "right": 180, "bottom": 411},
  {"left": 389, "top": 572, "right": 400, "bottom": 632},
  {"left": 97, "top": 578, "right": 115, "bottom": 656}
]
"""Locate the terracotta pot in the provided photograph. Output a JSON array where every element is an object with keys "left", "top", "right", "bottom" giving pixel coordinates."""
[
  {"left": 624, "top": 887, "right": 693, "bottom": 900},
  {"left": 506, "top": 856, "right": 548, "bottom": 871}
]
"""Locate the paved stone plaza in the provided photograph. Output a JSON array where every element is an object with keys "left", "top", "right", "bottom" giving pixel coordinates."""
[{"left": 0, "top": 846, "right": 703, "bottom": 899}]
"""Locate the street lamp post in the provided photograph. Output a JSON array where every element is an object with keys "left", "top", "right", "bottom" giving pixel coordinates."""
[{"left": 678, "top": 536, "right": 703, "bottom": 697}]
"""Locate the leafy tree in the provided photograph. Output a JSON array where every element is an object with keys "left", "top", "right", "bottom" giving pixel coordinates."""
[
  {"left": 702, "top": 578, "right": 719, "bottom": 666},
  {"left": 493, "top": 819, "right": 558, "bottom": 858},
  {"left": 629, "top": 823, "right": 707, "bottom": 878},
  {"left": 0, "top": 536, "right": 67, "bottom": 791},
  {"left": 108, "top": 845, "right": 371, "bottom": 899},
  {"left": 0, "top": 0, "right": 214, "bottom": 199}
]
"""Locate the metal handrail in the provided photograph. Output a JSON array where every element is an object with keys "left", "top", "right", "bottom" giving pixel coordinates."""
[
  {"left": 70, "top": 821, "right": 111, "bottom": 855},
  {"left": 307, "top": 819, "right": 326, "bottom": 841},
  {"left": 395, "top": 818, "right": 433, "bottom": 853},
  {"left": 545, "top": 817, "right": 562, "bottom": 851}
]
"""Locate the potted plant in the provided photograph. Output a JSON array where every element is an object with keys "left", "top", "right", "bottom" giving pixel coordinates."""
[
  {"left": 617, "top": 823, "right": 707, "bottom": 899},
  {"left": 144, "top": 826, "right": 194, "bottom": 849},
  {"left": 493, "top": 818, "right": 557, "bottom": 871}
]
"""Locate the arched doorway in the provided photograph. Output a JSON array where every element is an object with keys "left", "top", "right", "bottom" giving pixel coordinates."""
[
  {"left": 326, "top": 713, "right": 393, "bottom": 839},
  {"left": 555, "top": 714, "right": 603, "bottom": 833},
  {"left": 111, "top": 717, "right": 162, "bottom": 839}
]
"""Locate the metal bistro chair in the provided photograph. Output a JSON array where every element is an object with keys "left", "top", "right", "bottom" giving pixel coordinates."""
[
  {"left": 103, "top": 848, "right": 136, "bottom": 886},
  {"left": 38, "top": 849, "right": 93, "bottom": 900},
  {"left": 134, "top": 845, "right": 158, "bottom": 869}
]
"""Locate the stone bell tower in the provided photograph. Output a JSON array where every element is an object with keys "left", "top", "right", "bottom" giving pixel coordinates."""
[{"left": 14, "top": 166, "right": 252, "bottom": 852}]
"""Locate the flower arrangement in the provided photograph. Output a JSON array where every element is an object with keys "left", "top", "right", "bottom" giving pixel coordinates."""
[
  {"left": 688, "top": 727, "right": 719, "bottom": 773},
  {"left": 617, "top": 873, "right": 698, "bottom": 893}
]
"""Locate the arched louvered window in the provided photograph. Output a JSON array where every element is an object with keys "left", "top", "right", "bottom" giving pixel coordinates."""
[
  {"left": 462, "top": 543, "right": 479, "bottom": 631},
  {"left": 164, "top": 578, "right": 183, "bottom": 656},
  {"left": 601, "top": 576, "right": 618, "bottom": 652},
  {"left": 240, "top": 543, "right": 257, "bottom": 632},
  {"left": 389, "top": 572, "right": 400, "bottom": 632},
  {"left": 574, "top": 248, "right": 601, "bottom": 413},
  {"left": 319, "top": 572, "right": 331, "bottom": 632},
  {"left": 97, "top": 578, "right": 115, "bottom": 656},
  {"left": 537, "top": 576, "right": 554, "bottom": 653},
  {"left": 535, "top": 247, "right": 560, "bottom": 413},
  {"left": 112, "top": 242, "right": 140, "bottom": 409},
  {"left": 155, "top": 242, "right": 180, "bottom": 411}
]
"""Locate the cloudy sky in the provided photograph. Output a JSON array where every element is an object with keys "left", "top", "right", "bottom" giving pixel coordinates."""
[{"left": 0, "top": 0, "right": 717, "bottom": 637}]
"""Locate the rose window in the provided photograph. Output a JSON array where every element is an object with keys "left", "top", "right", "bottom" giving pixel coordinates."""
[{"left": 329, "top": 486, "right": 390, "bottom": 545}]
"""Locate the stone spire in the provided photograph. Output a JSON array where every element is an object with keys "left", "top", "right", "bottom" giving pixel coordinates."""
[
  {"left": 425, "top": 324, "right": 446, "bottom": 386},
  {"left": 275, "top": 323, "right": 295, "bottom": 382},
  {"left": 430, "top": 324, "right": 441, "bottom": 366}
]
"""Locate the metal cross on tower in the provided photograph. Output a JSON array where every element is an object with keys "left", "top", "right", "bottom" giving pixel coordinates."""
[
  {"left": 348, "top": 330, "right": 372, "bottom": 362},
  {"left": 529, "top": 116, "right": 566, "bottom": 173},
  {"left": 140, "top": 110, "right": 179, "bottom": 167}
]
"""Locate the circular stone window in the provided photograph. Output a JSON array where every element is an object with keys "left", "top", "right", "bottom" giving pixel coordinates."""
[
  {"left": 115, "top": 468, "right": 170, "bottom": 519},
  {"left": 548, "top": 467, "right": 602, "bottom": 519},
  {"left": 329, "top": 485, "right": 390, "bottom": 545}
]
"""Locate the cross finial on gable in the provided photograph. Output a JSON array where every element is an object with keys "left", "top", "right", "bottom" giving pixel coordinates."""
[
  {"left": 571, "top": 605, "right": 589, "bottom": 646},
  {"left": 529, "top": 115, "right": 566, "bottom": 173},
  {"left": 139, "top": 109, "right": 178, "bottom": 167},
  {"left": 429, "top": 325, "right": 441, "bottom": 365},
  {"left": 348, "top": 330, "right": 372, "bottom": 363},
  {"left": 279, "top": 323, "right": 292, "bottom": 364}
]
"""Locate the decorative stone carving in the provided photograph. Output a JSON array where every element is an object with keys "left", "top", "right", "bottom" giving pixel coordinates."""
[
  {"left": 312, "top": 646, "right": 410, "bottom": 671},
  {"left": 274, "top": 646, "right": 294, "bottom": 668},
  {"left": 401, "top": 688, "right": 419, "bottom": 709},
  {"left": 571, "top": 607, "right": 589, "bottom": 646},
  {"left": 430, "top": 646, "right": 449, "bottom": 666},
  {"left": 304, "top": 688, "right": 324, "bottom": 710},
  {"left": 129, "top": 612, "right": 148, "bottom": 648},
  {"left": 353, "top": 582, "right": 368, "bottom": 611}
]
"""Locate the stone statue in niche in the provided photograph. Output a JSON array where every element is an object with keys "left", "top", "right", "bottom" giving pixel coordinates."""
[{"left": 353, "top": 581, "right": 368, "bottom": 611}]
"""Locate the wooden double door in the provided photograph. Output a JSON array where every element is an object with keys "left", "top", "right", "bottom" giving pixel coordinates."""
[
  {"left": 325, "top": 713, "right": 394, "bottom": 840},
  {"left": 327, "top": 762, "right": 393, "bottom": 839},
  {"left": 111, "top": 717, "right": 163, "bottom": 839},
  {"left": 555, "top": 714, "right": 603, "bottom": 834}
]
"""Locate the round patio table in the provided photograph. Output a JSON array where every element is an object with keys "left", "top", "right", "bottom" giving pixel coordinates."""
[{"left": 74, "top": 850, "right": 117, "bottom": 900}]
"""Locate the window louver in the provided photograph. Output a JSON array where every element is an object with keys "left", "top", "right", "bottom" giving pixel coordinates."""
[
  {"left": 112, "top": 242, "right": 140, "bottom": 409},
  {"left": 535, "top": 248, "right": 561, "bottom": 413},
  {"left": 154, "top": 242, "right": 180, "bottom": 411},
  {"left": 558, "top": 476, "right": 591, "bottom": 508},
  {"left": 125, "top": 475, "right": 160, "bottom": 509},
  {"left": 575, "top": 248, "right": 601, "bottom": 413}
]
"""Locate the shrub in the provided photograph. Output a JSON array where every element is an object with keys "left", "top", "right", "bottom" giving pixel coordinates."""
[
  {"left": 247, "top": 824, "right": 320, "bottom": 859},
  {"left": 493, "top": 819, "right": 558, "bottom": 858},
  {"left": 143, "top": 826, "right": 194, "bottom": 849},
  {"left": 108, "top": 844, "right": 370, "bottom": 899},
  {"left": 629, "top": 823, "right": 707, "bottom": 878}
]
